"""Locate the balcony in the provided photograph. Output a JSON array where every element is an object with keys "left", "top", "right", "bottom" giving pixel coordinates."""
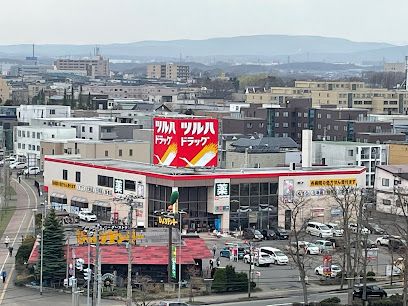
[{"left": 100, "top": 131, "right": 117, "bottom": 140}]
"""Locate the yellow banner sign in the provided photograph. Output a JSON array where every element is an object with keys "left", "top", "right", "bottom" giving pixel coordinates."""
[
  {"left": 52, "top": 180, "right": 76, "bottom": 189},
  {"left": 76, "top": 229, "right": 144, "bottom": 245},
  {"left": 310, "top": 178, "right": 357, "bottom": 187},
  {"left": 158, "top": 216, "right": 178, "bottom": 227}
]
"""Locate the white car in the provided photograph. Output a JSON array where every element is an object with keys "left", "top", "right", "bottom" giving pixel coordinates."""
[
  {"left": 0, "top": 157, "right": 16, "bottom": 166},
  {"left": 10, "top": 162, "right": 27, "bottom": 170},
  {"left": 78, "top": 211, "right": 97, "bottom": 222},
  {"left": 326, "top": 223, "right": 344, "bottom": 237},
  {"left": 376, "top": 235, "right": 401, "bottom": 246},
  {"left": 243, "top": 252, "right": 273, "bottom": 266},
  {"left": 315, "top": 264, "right": 342, "bottom": 277},
  {"left": 349, "top": 223, "right": 370, "bottom": 235},
  {"left": 258, "top": 247, "right": 289, "bottom": 265},
  {"left": 304, "top": 242, "right": 320, "bottom": 255},
  {"left": 23, "top": 167, "right": 41, "bottom": 175}
]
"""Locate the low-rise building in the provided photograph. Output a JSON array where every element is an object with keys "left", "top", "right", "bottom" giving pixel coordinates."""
[
  {"left": 54, "top": 55, "right": 109, "bottom": 77},
  {"left": 0, "top": 78, "right": 11, "bottom": 102},
  {"left": 17, "top": 105, "right": 71, "bottom": 124},
  {"left": 375, "top": 165, "right": 408, "bottom": 215},
  {"left": 313, "top": 141, "right": 387, "bottom": 187}
]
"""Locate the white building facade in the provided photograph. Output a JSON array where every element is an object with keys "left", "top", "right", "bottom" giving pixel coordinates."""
[{"left": 17, "top": 105, "right": 71, "bottom": 124}]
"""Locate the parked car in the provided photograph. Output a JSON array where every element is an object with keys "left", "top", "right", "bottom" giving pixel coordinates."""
[
  {"left": 23, "top": 167, "right": 41, "bottom": 175},
  {"left": 219, "top": 247, "right": 246, "bottom": 259},
  {"left": 306, "top": 222, "right": 333, "bottom": 238},
  {"left": 315, "top": 240, "right": 335, "bottom": 253},
  {"left": 376, "top": 235, "right": 393, "bottom": 246},
  {"left": 257, "top": 247, "right": 288, "bottom": 265},
  {"left": 261, "top": 229, "right": 276, "bottom": 240},
  {"left": 365, "top": 222, "right": 387, "bottom": 235},
  {"left": 352, "top": 285, "right": 387, "bottom": 300},
  {"left": 0, "top": 157, "right": 16, "bottom": 166},
  {"left": 315, "top": 264, "right": 342, "bottom": 277},
  {"left": 243, "top": 252, "right": 273, "bottom": 266},
  {"left": 78, "top": 211, "right": 97, "bottom": 222},
  {"left": 270, "top": 227, "right": 289, "bottom": 240},
  {"left": 349, "top": 223, "right": 370, "bottom": 235},
  {"left": 242, "top": 228, "right": 264, "bottom": 240},
  {"left": 326, "top": 223, "right": 344, "bottom": 237},
  {"left": 10, "top": 161, "right": 27, "bottom": 170},
  {"left": 327, "top": 237, "right": 346, "bottom": 249},
  {"left": 388, "top": 237, "right": 407, "bottom": 251},
  {"left": 304, "top": 242, "right": 320, "bottom": 255}
]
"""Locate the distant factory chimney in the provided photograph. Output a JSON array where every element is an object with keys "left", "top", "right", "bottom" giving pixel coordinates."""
[{"left": 301, "top": 130, "right": 313, "bottom": 169}]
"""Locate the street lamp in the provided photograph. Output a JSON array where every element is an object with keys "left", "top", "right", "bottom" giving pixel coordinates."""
[{"left": 39, "top": 214, "right": 44, "bottom": 295}]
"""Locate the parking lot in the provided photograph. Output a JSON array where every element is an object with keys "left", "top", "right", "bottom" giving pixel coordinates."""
[{"left": 204, "top": 231, "right": 399, "bottom": 291}]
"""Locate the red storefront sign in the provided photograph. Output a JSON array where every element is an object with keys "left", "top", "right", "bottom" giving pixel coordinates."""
[{"left": 153, "top": 117, "right": 218, "bottom": 167}]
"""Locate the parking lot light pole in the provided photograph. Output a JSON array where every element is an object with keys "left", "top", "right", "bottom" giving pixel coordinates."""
[{"left": 178, "top": 211, "right": 187, "bottom": 302}]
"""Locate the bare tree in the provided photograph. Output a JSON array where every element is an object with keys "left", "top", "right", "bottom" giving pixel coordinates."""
[
  {"left": 186, "top": 265, "right": 201, "bottom": 303},
  {"left": 132, "top": 275, "right": 156, "bottom": 306},
  {"left": 281, "top": 194, "right": 312, "bottom": 305},
  {"left": 328, "top": 186, "right": 363, "bottom": 305}
]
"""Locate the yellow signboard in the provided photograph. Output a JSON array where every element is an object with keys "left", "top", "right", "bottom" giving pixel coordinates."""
[
  {"left": 309, "top": 178, "right": 357, "bottom": 187},
  {"left": 52, "top": 180, "right": 76, "bottom": 189},
  {"left": 158, "top": 216, "right": 178, "bottom": 227},
  {"left": 76, "top": 229, "right": 144, "bottom": 245}
]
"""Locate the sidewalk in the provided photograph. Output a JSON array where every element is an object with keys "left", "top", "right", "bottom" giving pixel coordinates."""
[{"left": 0, "top": 176, "right": 40, "bottom": 303}]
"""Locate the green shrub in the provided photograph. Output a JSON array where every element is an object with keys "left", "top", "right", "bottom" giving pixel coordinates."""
[
  {"left": 370, "top": 294, "right": 403, "bottom": 306},
  {"left": 367, "top": 271, "right": 376, "bottom": 282},
  {"left": 15, "top": 236, "right": 36, "bottom": 266},
  {"left": 14, "top": 274, "right": 34, "bottom": 286},
  {"left": 211, "top": 265, "right": 252, "bottom": 293},
  {"left": 320, "top": 296, "right": 341, "bottom": 305}
]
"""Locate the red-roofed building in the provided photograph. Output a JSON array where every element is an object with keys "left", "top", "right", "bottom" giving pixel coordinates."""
[{"left": 28, "top": 236, "right": 211, "bottom": 282}]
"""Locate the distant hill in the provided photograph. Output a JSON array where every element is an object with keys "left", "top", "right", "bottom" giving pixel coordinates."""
[{"left": 0, "top": 35, "right": 405, "bottom": 63}]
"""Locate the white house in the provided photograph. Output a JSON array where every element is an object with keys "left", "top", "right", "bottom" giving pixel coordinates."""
[
  {"left": 375, "top": 165, "right": 408, "bottom": 215},
  {"left": 17, "top": 105, "right": 71, "bottom": 124}
]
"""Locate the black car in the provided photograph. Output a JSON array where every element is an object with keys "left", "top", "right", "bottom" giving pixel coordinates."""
[
  {"left": 270, "top": 227, "right": 289, "bottom": 240},
  {"left": 365, "top": 222, "right": 387, "bottom": 235},
  {"left": 388, "top": 237, "right": 407, "bottom": 251},
  {"left": 261, "top": 229, "right": 276, "bottom": 240},
  {"left": 353, "top": 285, "right": 387, "bottom": 300},
  {"left": 242, "top": 228, "right": 264, "bottom": 240}
]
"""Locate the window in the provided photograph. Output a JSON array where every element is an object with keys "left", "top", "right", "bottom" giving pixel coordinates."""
[
  {"left": 37, "top": 132, "right": 40, "bottom": 139},
  {"left": 28, "top": 145, "right": 31, "bottom": 150},
  {"left": 118, "top": 149, "right": 122, "bottom": 157},
  {"left": 317, "top": 113, "right": 322, "bottom": 119},
  {"left": 18, "top": 143, "right": 21, "bottom": 149},
  {"left": 75, "top": 171, "right": 81, "bottom": 182},
  {"left": 348, "top": 150, "right": 354, "bottom": 157},
  {"left": 275, "top": 123, "right": 279, "bottom": 128},
  {"left": 283, "top": 122, "right": 288, "bottom": 127},
  {"left": 317, "top": 124, "right": 321, "bottom": 129},
  {"left": 382, "top": 178, "right": 390, "bottom": 187},
  {"left": 63, "top": 169, "right": 68, "bottom": 180},
  {"left": 89, "top": 127, "right": 93, "bottom": 133},
  {"left": 304, "top": 123, "right": 308, "bottom": 128},
  {"left": 298, "top": 112, "right": 302, "bottom": 117},
  {"left": 282, "top": 133, "right": 288, "bottom": 137},
  {"left": 275, "top": 112, "right": 279, "bottom": 117},
  {"left": 81, "top": 126, "right": 85, "bottom": 132},
  {"left": 383, "top": 199, "right": 391, "bottom": 206},
  {"left": 246, "top": 122, "right": 252, "bottom": 128},
  {"left": 283, "top": 112, "right": 288, "bottom": 117},
  {"left": 105, "top": 150, "right": 108, "bottom": 157},
  {"left": 297, "top": 123, "right": 302, "bottom": 127},
  {"left": 327, "top": 114, "right": 331, "bottom": 119},
  {"left": 129, "top": 149, "right": 133, "bottom": 156},
  {"left": 125, "top": 180, "right": 136, "bottom": 191},
  {"left": 50, "top": 109, "right": 56, "bottom": 115},
  {"left": 97, "top": 175, "right": 113, "bottom": 187},
  {"left": 32, "top": 132, "right": 35, "bottom": 138},
  {"left": 51, "top": 134, "right": 55, "bottom": 138}
]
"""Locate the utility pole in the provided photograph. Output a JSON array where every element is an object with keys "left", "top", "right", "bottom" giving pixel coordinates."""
[
  {"left": 92, "top": 229, "right": 99, "bottom": 306},
  {"left": 39, "top": 214, "right": 44, "bottom": 295},
  {"left": 127, "top": 203, "right": 134, "bottom": 306},
  {"left": 87, "top": 232, "right": 91, "bottom": 306},
  {"left": 97, "top": 251, "right": 101, "bottom": 306},
  {"left": 168, "top": 227, "right": 173, "bottom": 284},
  {"left": 248, "top": 242, "right": 252, "bottom": 298}
]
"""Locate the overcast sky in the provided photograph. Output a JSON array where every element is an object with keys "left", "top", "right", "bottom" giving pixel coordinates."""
[{"left": 1, "top": 0, "right": 407, "bottom": 45}]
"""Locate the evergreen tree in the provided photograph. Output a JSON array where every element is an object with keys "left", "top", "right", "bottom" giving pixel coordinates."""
[
  {"left": 41, "top": 209, "right": 66, "bottom": 284},
  {"left": 77, "top": 85, "right": 84, "bottom": 109},
  {"left": 87, "top": 92, "right": 92, "bottom": 110},
  {"left": 63, "top": 89, "right": 68, "bottom": 106},
  {"left": 71, "top": 85, "right": 76, "bottom": 109}
]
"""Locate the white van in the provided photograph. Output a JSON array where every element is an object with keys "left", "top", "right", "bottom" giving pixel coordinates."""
[
  {"left": 306, "top": 222, "right": 332, "bottom": 238},
  {"left": 258, "top": 247, "right": 289, "bottom": 265}
]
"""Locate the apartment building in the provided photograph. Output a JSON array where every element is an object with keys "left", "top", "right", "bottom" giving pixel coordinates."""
[
  {"left": 313, "top": 141, "right": 386, "bottom": 187},
  {"left": 241, "top": 99, "right": 405, "bottom": 144},
  {"left": 0, "top": 78, "right": 11, "bottom": 102},
  {"left": 384, "top": 62, "right": 405, "bottom": 73},
  {"left": 146, "top": 63, "right": 190, "bottom": 81},
  {"left": 245, "top": 80, "right": 408, "bottom": 115},
  {"left": 54, "top": 55, "right": 109, "bottom": 77},
  {"left": 17, "top": 105, "right": 71, "bottom": 124},
  {"left": 14, "top": 126, "right": 77, "bottom": 165}
]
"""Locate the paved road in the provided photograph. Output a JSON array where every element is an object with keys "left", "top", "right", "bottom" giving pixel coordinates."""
[
  {"left": 0, "top": 176, "right": 40, "bottom": 305},
  {"left": 209, "top": 288, "right": 404, "bottom": 306}
]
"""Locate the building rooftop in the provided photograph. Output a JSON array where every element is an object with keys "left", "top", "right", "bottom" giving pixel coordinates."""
[
  {"left": 231, "top": 137, "right": 299, "bottom": 152},
  {"left": 377, "top": 165, "right": 408, "bottom": 178},
  {"left": 314, "top": 141, "right": 383, "bottom": 147},
  {"left": 45, "top": 156, "right": 365, "bottom": 181}
]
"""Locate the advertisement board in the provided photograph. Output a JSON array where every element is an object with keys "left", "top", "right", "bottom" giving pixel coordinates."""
[
  {"left": 153, "top": 117, "right": 218, "bottom": 167},
  {"left": 214, "top": 178, "right": 230, "bottom": 213}
]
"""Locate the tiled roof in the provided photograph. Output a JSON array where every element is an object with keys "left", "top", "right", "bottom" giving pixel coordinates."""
[{"left": 28, "top": 238, "right": 211, "bottom": 265}]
